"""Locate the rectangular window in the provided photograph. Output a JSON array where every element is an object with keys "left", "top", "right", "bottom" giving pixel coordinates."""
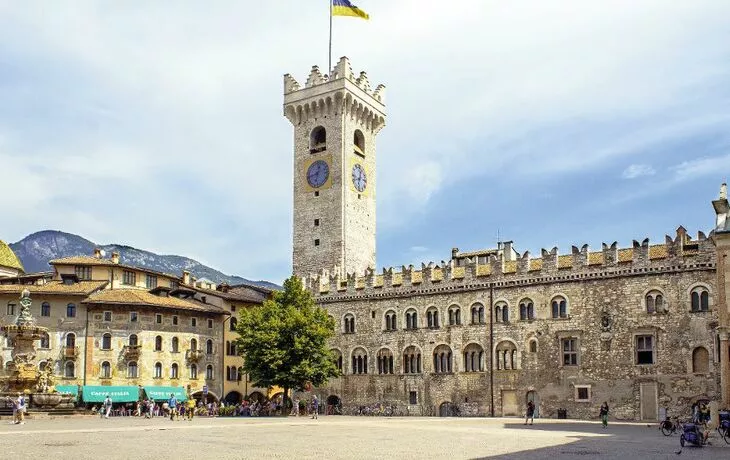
[
  {"left": 562, "top": 338, "right": 578, "bottom": 366},
  {"left": 146, "top": 274, "right": 158, "bottom": 289},
  {"left": 409, "top": 391, "right": 418, "bottom": 405},
  {"left": 191, "top": 317, "right": 197, "bottom": 327},
  {"left": 130, "top": 312, "right": 138, "bottom": 323},
  {"left": 170, "top": 280, "right": 179, "bottom": 290},
  {"left": 122, "top": 270, "right": 136, "bottom": 286},
  {"left": 314, "top": 239, "right": 320, "bottom": 246},
  {"left": 208, "top": 319, "right": 213, "bottom": 329},
  {"left": 41, "top": 303, "right": 51, "bottom": 317},
  {"left": 74, "top": 265, "right": 92, "bottom": 280},
  {"left": 66, "top": 304, "right": 76, "bottom": 318},
  {"left": 173, "top": 315, "right": 178, "bottom": 326},
  {"left": 314, "top": 219, "right": 320, "bottom": 226},
  {"left": 156, "top": 314, "right": 162, "bottom": 324},
  {"left": 636, "top": 335, "right": 655, "bottom": 365},
  {"left": 7, "top": 303, "right": 15, "bottom": 316},
  {"left": 103, "top": 311, "right": 112, "bottom": 322},
  {"left": 575, "top": 385, "right": 591, "bottom": 402}
]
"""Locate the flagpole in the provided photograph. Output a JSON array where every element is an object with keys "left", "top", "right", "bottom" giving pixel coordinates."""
[{"left": 328, "top": 0, "right": 333, "bottom": 78}]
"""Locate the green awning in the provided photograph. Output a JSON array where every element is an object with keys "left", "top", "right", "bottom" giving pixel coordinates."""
[
  {"left": 143, "top": 386, "right": 188, "bottom": 402},
  {"left": 82, "top": 386, "right": 140, "bottom": 403},
  {"left": 55, "top": 385, "right": 79, "bottom": 396}
]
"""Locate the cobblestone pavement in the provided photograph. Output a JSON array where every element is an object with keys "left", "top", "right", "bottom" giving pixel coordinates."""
[{"left": 0, "top": 416, "right": 728, "bottom": 459}]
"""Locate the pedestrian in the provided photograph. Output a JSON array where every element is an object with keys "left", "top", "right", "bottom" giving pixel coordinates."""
[
  {"left": 104, "top": 395, "right": 113, "bottom": 419},
  {"left": 168, "top": 393, "right": 178, "bottom": 421},
  {"left": 692, "top": 403, "right": 700, "bottom": 424},
  {"left": 525, "top": 400, "right": 535, "bottom": 425},
  {"left": 8, "top": 396, "right": 17, "bottom": 424},
  {"left": 292, "top": 398, "right": 300, "bottom": 417},
  {"left": 186, "top": 397, "right": 195, "bottom": 421},
  {"left": 599, "top": 402, "right": 609, "bottom": 429},
  {"left": 311, "top": 395, "right": 319, "bottom": 420},
  {"left": 16, "top": 393, "right": 26, "bottom": 425}
]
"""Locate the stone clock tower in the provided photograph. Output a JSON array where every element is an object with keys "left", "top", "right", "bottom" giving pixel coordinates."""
[{"left": 284, "top": 57, "right": 386, "bottom": 278}]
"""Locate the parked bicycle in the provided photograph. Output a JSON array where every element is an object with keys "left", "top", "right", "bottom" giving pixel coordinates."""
[
  {"left": 660, "top": 416, "right": 682, "bottom": 436},
  {"left": 718, "top": 410, "right": 730, "bottom": 445}
]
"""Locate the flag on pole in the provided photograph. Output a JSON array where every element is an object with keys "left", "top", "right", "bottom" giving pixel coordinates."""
[{"left": 332, "top": 0, "right": 370, "bottom": 20}]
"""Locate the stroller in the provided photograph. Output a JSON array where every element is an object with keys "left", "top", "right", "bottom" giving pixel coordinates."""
[{"left": 680, "top": 423, "right": 707, "bottom": 447}]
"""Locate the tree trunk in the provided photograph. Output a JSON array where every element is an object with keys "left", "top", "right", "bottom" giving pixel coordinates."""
[{"left": 283, "top": 386, "right": 288, "bottom": 417}]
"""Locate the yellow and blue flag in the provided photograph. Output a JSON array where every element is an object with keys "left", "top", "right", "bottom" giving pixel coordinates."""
[{"left": 332, "top": 0, "right": 370, "bottom": 20}]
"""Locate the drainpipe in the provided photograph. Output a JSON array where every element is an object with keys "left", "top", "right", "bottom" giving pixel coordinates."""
[
  {"left": 221, "top": 315, "right": 230, "bottom": 402},
  {"left": 83, "top": 306, "right": 89, "bottom": 386},
  {"left": 489, "top": 283, "right": 494, "bottom": 417}
]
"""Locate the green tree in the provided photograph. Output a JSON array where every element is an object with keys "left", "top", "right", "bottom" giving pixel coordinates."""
[{"left": 235, "top": 275, "right": 340, "bottom": 412}]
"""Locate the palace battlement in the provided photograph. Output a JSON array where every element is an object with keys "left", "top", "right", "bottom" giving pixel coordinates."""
[
  {"left": 283, "top": 57, "right": 386, "bottom": 133},
  {"left": 304, "top": 227, "right": 715, "bottom": 299}
]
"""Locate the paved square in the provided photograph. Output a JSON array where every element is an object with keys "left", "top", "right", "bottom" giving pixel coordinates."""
[{"left": 0, "top": 416, "right": 728, "bottom": 459}]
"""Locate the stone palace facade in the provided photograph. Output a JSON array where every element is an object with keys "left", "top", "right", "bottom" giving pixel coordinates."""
[{"left": 284, "top": 58, "right": 730, "bottom": 420}]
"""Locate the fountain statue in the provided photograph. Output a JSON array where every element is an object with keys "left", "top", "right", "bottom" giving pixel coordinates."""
[{"left": 1, "top": 289, "right": 74, "bottom": 409}]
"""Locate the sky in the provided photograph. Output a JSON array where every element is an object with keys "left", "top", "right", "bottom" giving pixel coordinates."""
[{"left": 1, "top": 0, "right": 729, "bottom": 283}]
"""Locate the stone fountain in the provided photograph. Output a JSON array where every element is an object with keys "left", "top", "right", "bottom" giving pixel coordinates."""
[{"left": 1, "top": 289, "right": 75, "bottom": 410}]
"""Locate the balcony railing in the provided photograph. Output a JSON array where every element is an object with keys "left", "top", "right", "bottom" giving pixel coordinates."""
[
  {"left": 186, "top": 349, "right": 204, "bottom": 363},
  {"left": 62, "top": 346, "right": 79, "bottom": 359},
  {"left": 122, "top": 345, "right": 142, "bottom": 360}
]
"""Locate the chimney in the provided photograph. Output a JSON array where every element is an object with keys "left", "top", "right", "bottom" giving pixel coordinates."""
[
  {"left": 182, "top": 270, "right": 191, "bottom": 286},
  {"left": 111, "top": 252, "right": 120, "bottom": 264},
  {"left": 721, "top": 183, "right": 727, "bottom": 200},
  {"left": 93, "top": 248, "right": 102, "bottom": 259}
]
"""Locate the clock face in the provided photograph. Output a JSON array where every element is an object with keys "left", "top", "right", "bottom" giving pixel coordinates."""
[
  {"left": 307, "top": 160, "right": 329, "bottom": 188},
  {"left": 352, "top": 164, "right": 367, "bottom": 192}
]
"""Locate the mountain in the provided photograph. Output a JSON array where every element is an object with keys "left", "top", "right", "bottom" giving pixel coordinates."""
[{"left": 9, "top": 230, "right": 280, "bottom": 290}]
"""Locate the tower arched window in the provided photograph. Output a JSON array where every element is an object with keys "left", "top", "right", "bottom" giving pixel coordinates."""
[
  {"left": 171, "top": 363, "right": 179, "bottom": 379},
  {"left": 426, "top": 307, "right": 440, "bottom": 329},
  {"left": 206, "top": 339, "right": 213, "bottom": 355},
  {"left": 190, "top": 363, "right": 198, "bottom": 379},
  {"left": 343, "top": 314, "right": 355, "bottom": 333},
  {"left": 519, "top": 299, "right": 534, "bottom": 320},
  {"left": 351, "top": 347, "right": 368, "bottom": 375},
  {"left": 551, "top": 296, "right": 568, "bottom": 319},
  {"left": 190, "top": 338, "right": 198, "bottom": 351},
  {"left": 402, "top": 345, "right": 422, "bottom": 374},
  {"left": 495, "top": 341, "right": 518, "bottom": 370},
  {"left": 463, "top": 343, "right": 485, "bottom": 372},
  {"left": 495, "top": 302, "right": 508, "bottom": 323},
  {"left": 310, "top": 126, "right": 327, "bottom": 153},
  {"left": 101, "top": 361, "right": 111, "bottom": 378},
  {"left": 128, "top": 361, "right": 138, "bottom": 378},
  {"left": 377, "top": 348, "right": 394, "bottom": 374},
  {"left": 154, "top": 362, "right": 162, "bottom": 379},
  {"left": 405, "top": 309, "right": 418, "bottom": 329},
  {"left": 646, "top": 290, "right": 664, "bottom": 313},
  {"left": 471, "top": 303, "right": 485, "bottom": 324},
  {"left": 206, "top": 364, "right": 214, "bottom": 380},
  {"left": 354, "top": 129, "right": 365, "bottom": 154},
  {"left": 448, "top": 305, "right": 461, "bottom": 325},
  {"left": 172, "top": 336, "right": 179, "bottom": 353},
  {"left": 101, "top": 333, "right": 112, "bottom": 350},
  {"left": 690, "top": 287, "right": 710, "bottom": 312},
  {"left": 384, "top": 310, "right": 397, "bottom": 331},
  {"left": 432, "top": 345, "right": 453, "bottom": 374},
  {"left": 129, "top": 334, "right": 138, "bottom": 347},
  {"left": 155, "top": 335, "right": 163, "bottom": 351}
]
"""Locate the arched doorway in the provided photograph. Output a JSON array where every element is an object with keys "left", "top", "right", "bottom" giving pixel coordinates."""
[
  {"left": 439, "top": 401, "right": 457, "bottom": 417},
  {"left": 191, "top": 390, "right": 219, "bottom": 405},
  {"left": 526, "top": 391, "right": 539, "bottom": 418},
  {"left": 224, "top": 391, "right": 243, "bottom": 405},
  {"left": 326, "top": 395, "right": 342, "bottom": 415},
  {"left": 247, "top": 391, "right": 265, "bottom": 403}
]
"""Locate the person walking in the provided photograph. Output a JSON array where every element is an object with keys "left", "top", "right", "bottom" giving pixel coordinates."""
[
  {"left": 311, "top": 395, "right": 319, "bottom": 420},
  {"left": 104, "top": 395, "right": 113, "bottom": 419},
  {"left": 186, "top": 397, "right": 195, "bottom": 421},
  {"left": 599, "top": 402, "right": 609, "bottom": 429},
  {"left": 168, "top": 394, "right": 178, "bottom": 421},
  {"left": 292, "top": 398, "right": 300, "bottom": 417},
  {"left": 525, "top": 400, "right": 535, "bottom": 425}
]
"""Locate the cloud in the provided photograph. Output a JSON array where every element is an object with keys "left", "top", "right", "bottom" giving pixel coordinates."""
[
  {"left": 670, "top": 155, "right": 730, "bottom": 181},
  {"left": 409, "top": 246, "right": 429, "bottom": 253},
  {"left": 622, "top": 164, "right": 656, "bottom": 179}
]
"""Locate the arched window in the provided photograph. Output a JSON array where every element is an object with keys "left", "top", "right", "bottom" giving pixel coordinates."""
[
  {"left": 432, "top": 345, "right": 453, "bottom": 374},
  {"left": 65, "top": 333, "right": 76, "bottom": 348},
  {"left": 129, "top": 334, "right": 138, "bottom": 347},
  {"left": 310, "top": 126, "right": 327, "bottom": 152},
  {"left": 471, "top": 303, "right": 485, "bottom": 324},
  {"left": 448, "top": 305, "right": 461, "bottom": 325},
  {"left": 354, "top": 129, "right": 365, "bottom": 153},
  {"left": 101, "top": 361, "right": 111, "bottom": 378},
  {"left": 154, "top": 362, "right": 162, "bottom": 379},
  {"left": 495, "top": 341, "right": 518, "bottom": 370},
  {"left": 529, "top": 339, "right": 538, "bottom": 353},
  {"left": 692, "top": 347, "right": 709, "bottom": 373},
  {"left": 101, "top": 333, "right": 112, "bottom": 350},
  {"left": 206, "top": 339, "right": 213, "bottom": 355},
  {"left": 331, "top": 349, "right": 343, "bottom": 371},
  {"left": 519, "top": 299, "right": 534, "bottom": 321},
  {"left": 463, "top": 343, "right": 485, "bottom": 372},
  {"left": 206, "top": 364, "right": 214, "bottom": 380},
  {"left": 41, "top": 302, "right": 51, "bottom": 317},
  {"left": 351, "top": 347, "right": 368, "bottom": 375},
  {"left": 343, "top": 314, "right": 355, "bottom": 333},
  {"left": 495, "top": 305, "right": 502, "bottom": 323},
  {"left": 377, "top": 348, "right": 395, "bottom": 374},
  {"left": 155, "top": 335, "right": 163, "bottom": 351},
  {"left": 39, "top": 332, "right": 50, "bottom": 349},
  {"left": 171, "top": 363, "right": 179, "bottom": 379},
  {"left": 230, "top": 317, "right": 238, "bottom": 331},
  {"left": 402, "top": 346, "right": 422, "bottom": 374},
  {"left": 172, "top": 336, "right": 179, "bottom": 353},
  {"left": 426, "top": 307, "right": 440, "bottom": 329},
  {"left": 690, "top": 287, "right": 710, "bottom": 312},
  {"left": 405, "top": 309, "right": 418, "bottom": 330},
  {"left": 190, "top": 364, "right": 198, "bottom": 379},
  {"left": 384, "top": 310, "right": 397, "bottom": 331},
  {"left": 128, "top": 361, "right": 138, "bottom": 378},
  {"left": 551, "top": 296, "right": 567, "bottom": 319},
  {"left": 64, "top": 361, "right": 75, "bottom": 378},
  {"left": 646, "top": 290, "right": 664, "bottom": 314},
  {"left": 190, "top": 338, "right": 198, "bottom": 351},
  {"left": 495, "top": 302, "right": 508, "bottom": 323}
]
